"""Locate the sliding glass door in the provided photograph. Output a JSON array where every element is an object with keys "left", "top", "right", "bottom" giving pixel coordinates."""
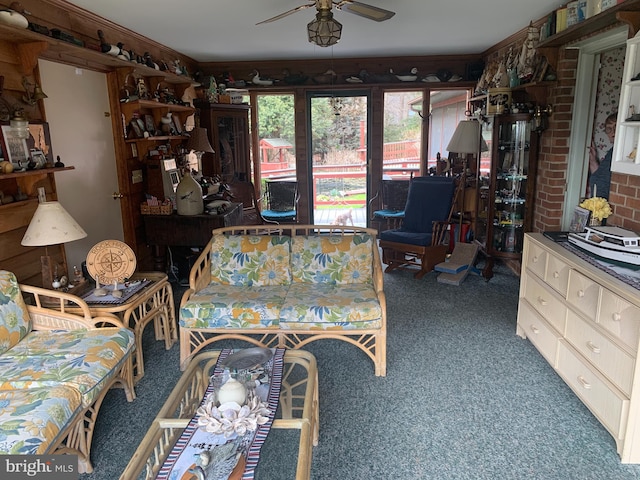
[{"left": 307, "top": 91, "right": 370, "bottom": 226}]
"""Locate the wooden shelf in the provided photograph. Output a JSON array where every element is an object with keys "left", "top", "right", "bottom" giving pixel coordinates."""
[
  {"left": 0, "top": 197, "right": 37, "bottom": 210},
  {"left": 124, "top": 135, "right": 188, "bottom": 144},
  {"left": 0, "top": 166, "right": 74, "bottom": 180},
  {"left": 538, "top": 1, "right": 640, "bottom": 49},
  {"left": 0, "top": 23, "right": 197, "bottom": 84}
]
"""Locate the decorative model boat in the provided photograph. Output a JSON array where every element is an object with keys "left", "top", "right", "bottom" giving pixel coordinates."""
[{"left": 568, "top": 226, "right": 640, "bottom": 266}]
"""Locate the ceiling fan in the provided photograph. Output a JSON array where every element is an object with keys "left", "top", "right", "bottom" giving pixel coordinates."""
[{"left": 257, "top": 0, "right": 395, "bottom": 47}]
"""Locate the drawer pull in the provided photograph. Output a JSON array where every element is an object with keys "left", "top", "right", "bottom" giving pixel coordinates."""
[
  {"left": 530, "top": 325, "right": 540, "bottom": 334},
  {"left": 577, "top": 376, "right": 592, "bottom": 390},
  {"left": 612, "top": 312, "right": 622, "bottom": 322},
  {"left": 553, "top": 271, "right": 559, "bottom": 279},
  {"left": 577, "top": 289, "right": 585, "bottom": 298},
  {"left": 537, "top": 296, "right": 548, "bottom": 306},
  {"left": 586, "top": 341, "right": 601, "bottom": 354}
]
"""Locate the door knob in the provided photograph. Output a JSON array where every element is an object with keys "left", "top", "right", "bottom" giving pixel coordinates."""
[{"left": 112, "top": 192, "right": 124, "bottom": 199}]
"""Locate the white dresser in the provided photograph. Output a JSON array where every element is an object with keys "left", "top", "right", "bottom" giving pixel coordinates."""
[{"left": 517, "top": 233, "right": 640, "bottom": 463}]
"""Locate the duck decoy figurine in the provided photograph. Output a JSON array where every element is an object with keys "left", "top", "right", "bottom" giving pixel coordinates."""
[
  {"left": 312, "top": 69, "right": 337, "bottom": 85},
  {"left": 282, "top": 69, "right": 308, "bottom": 85},
  {"left": 391, "top": 67, "right": 418, "bottom": 82},
  {"left": 0, "top": 3, "right": 28, "bottom": 29},
  {"left": 250, "top": 70, "right": 274, "bottom": 86}
]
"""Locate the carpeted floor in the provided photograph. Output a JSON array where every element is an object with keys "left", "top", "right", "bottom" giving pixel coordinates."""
[{"left": 81, "top": 263, "right": 640, "bottom": 480}]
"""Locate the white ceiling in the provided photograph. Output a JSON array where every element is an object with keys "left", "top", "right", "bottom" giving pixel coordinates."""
[{"left": 66, "top": 0, "right": 561, "bottom": 62}]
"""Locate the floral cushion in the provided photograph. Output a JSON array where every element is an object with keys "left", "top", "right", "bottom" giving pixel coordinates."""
[
  {"left": 0, "top": 271, "right": 32, "bottom": 356},
  {"left": 180, "top": 285, "right": 288, "bottom": 329},
  {"left": 0, "top": 327, "right": 135, "bottom": 407},
  {"left": 0, "top": 386, "right": 82, "bottom": 455},
  {"left": 210, "top": 234, "right": 292, "bottom": 286},
  {"left": 291, "top": 234, "right": 373, "bottom": 284},
  {"left": 279, "top": 283, "right": 382, "bottom": 330}
]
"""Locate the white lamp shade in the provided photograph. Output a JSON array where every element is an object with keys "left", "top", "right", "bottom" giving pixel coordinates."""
[
  {"left": 21, "top": 201, "right": 87, "bottom": 247},
  {"left": 447, "top": 120, "right": 488, "bottom": 154}
]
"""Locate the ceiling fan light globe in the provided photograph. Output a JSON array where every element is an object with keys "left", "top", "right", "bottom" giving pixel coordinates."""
[{"left": 307, "top": 11, "right": 342, "bottom": 47}]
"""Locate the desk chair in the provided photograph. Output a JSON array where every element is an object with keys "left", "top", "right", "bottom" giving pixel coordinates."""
[
  {"left": 370, "top": 178, "right": 411, "bottom": 230},
  {"left": 261, "top": 180, "right": 298, "bottom": 223}
]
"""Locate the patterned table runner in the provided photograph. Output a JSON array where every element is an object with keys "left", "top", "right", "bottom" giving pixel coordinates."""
[
  {"left": 560, "top": 242, "right": 640, "bottom": 291},
  {"left": 157, "top": 348, "right": 285, "bottom": 480}
]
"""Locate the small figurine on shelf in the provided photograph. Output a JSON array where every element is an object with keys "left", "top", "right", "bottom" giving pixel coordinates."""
[
  {"left": 73, "top": 265, "right": 84, "bottom": 286},
  {"left": 54, "top": 155, "right": 64, "bottom": 168}
]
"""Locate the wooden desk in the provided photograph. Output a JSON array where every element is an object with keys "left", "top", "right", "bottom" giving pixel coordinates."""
[{"left": 143, "top": 203, "right": 242, "bottom": 271}]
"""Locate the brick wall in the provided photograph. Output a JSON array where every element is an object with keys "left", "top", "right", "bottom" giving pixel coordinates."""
[{"left": 533, "top": 48, "right": 639, "bottom": 233}]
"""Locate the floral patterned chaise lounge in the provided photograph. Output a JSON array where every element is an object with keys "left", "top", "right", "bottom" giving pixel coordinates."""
[
  {"left": 0, "top": 270, "right": 136, "bottom": 473},
  {"left": 180, "top": 225, "right": 387, "bottom": 376}
]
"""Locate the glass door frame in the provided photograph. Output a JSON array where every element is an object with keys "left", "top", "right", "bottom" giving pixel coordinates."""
[{"left": 305, "top": 89, "right": 372, "bottom": 225}]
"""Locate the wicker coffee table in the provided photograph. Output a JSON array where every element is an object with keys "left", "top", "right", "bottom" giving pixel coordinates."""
[{"left": 121, "top": 349, "right": 319, "bottom": 479}]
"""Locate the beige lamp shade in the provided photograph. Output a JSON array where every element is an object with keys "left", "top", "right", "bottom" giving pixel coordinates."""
[
  {"left": 185, "top": 127, "right": 214, "bottom": 153},
  {"left": 21, "top": 201, "right": 87, "bottom": 247},
  {"left": 447, "top": 120, "right": 488, "bottom": 154}
]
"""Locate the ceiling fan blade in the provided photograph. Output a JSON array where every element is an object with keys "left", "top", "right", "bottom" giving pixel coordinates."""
[
  {"left": 256, "top": 2, "right": 316, "bottom": 25},
  {"left": 335, "top": 1, "right": 395, "bottom": 22}
]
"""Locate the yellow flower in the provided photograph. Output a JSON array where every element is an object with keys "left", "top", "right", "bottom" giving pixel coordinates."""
[{"left": 580, "top": 197, "right": 612, "bottom": 221}]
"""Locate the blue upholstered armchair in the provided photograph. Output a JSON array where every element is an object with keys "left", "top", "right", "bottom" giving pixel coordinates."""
[{"left": 379, "top": 176, "right": 458, "bottom": 278}]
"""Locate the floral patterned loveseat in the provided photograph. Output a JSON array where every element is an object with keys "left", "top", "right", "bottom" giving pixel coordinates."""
[
  {"left": 180, "top": 225, "right": 387, "bottom": 375},
  {"left": 0, "top": 270, "right": 136, "bottom": 473}
]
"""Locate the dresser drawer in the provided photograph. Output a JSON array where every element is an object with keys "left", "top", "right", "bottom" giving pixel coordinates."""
[
  {"left": 598, "top": 288, "right": 640, "bottom": 352},
  {"left": 544, "top": 252, "right": 570, "bottom": 297},
  {"left": 567, "top": 270, "right": 600, "bottom": 322},
  {"left": 565, "top": 310, "right": 635, "bottom": 396},
  {"left": 557, "top": 340, "right": 629, "bottom": 440},
  {"left": 525, "top": 240, "right": 547, "bottom": 280},
  {"left": 517, "top": 300, "right": 560, "bottom": 367},
  {"left": 522, "top": 273, "right": 567, "bottom": 334}
]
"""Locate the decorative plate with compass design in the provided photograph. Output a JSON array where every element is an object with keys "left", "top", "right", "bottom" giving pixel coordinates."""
[{"left": 86, "top": 240, "right": 136, "bottom": 284}]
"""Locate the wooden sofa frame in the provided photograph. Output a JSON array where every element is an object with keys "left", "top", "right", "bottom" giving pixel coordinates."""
[
  {"left": 179, "top": 225, "right": 387, "bottom": 376},
  {"left": 16, "top": 284, "right": 136, "bottom": 473}
]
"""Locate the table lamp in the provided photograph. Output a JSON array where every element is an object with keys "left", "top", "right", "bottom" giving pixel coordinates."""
[
  {"left": 185, "top": 126, "right": 214, "bottom": 173},
  {"left": 446, "top": 119, "right": 488, "bottom": 242},
  {"left": 21, "top": 201, "right": 87, "bottom": 288}
]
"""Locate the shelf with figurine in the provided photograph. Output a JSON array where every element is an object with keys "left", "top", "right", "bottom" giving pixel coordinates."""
[{"left": 0, "top": 22, "right": 197, "bottom": 86}]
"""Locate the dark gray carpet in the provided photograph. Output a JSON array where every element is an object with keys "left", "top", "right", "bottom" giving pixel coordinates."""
[{"left": 81, "top": 264, "right": 640, "bottom": 480}]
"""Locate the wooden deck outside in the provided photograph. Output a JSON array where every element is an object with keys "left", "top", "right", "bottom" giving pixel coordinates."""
[{"left": 313, "top": 206, "right": 368, "bottom": 227}]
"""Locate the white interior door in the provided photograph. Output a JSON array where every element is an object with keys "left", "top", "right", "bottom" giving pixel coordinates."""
[{"left": 39, "top": 59, "right": 123, "bottom": 272}]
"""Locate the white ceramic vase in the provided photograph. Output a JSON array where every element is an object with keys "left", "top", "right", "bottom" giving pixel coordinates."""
[{"left": 176, "top": 172, "right": 204, "bottom": 216}]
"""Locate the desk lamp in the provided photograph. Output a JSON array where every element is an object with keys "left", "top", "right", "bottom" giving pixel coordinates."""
[
  {"left": 446, "top": 119, "right": 488, "bottom": 242},
  {"left": 185, "top": 127, "right": 214, "bottom": 173},
  {"left": 21, "top": 201, "right": 87, "bottom": 288}
]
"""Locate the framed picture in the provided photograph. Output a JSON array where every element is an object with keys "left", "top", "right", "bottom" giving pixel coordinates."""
[
  {"left": 129, "top": 119, "right": 144, "bottom": 138},
  {"left": 144, "top": 114, "right": 156, "bottom": 135},
  {"left": 172, "top": 117, "right": 182, "bottom": 134},
  {"left": 30, "top": 149, "right": 47, "bottom": 169},
  {"left": 136, "top": 118, "right": 146, "bottom": 136},
  {"left": 534, "top": 57, "right": 549, "bottom": 83},
  {"left": 0, "top": 124, "right": 30, "bottom": 168},
  {"left": 27, "top": 122, "right": 54, "bottom": 166},
  {"left": 570, "top": 206, "right": 591, "bottom": 233}
]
